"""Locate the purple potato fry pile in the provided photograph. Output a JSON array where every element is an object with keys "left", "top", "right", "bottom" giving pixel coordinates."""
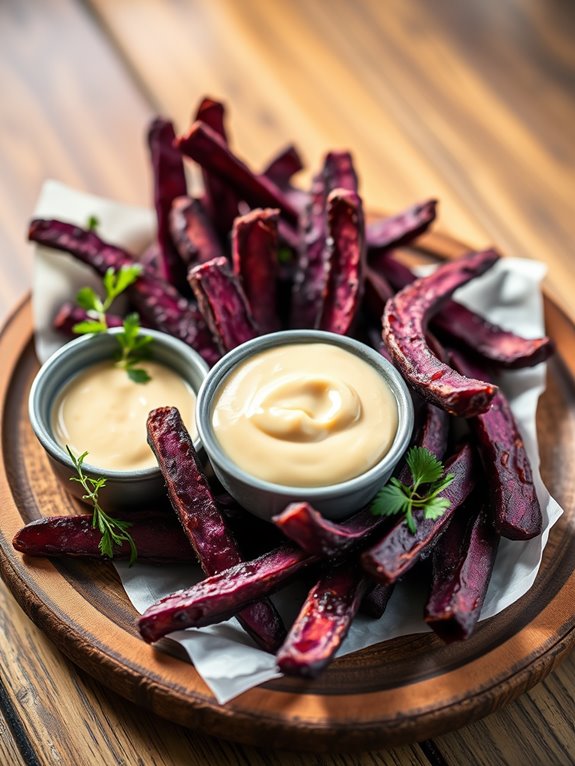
[{"left": 21, "top": 95, "right": 552, "bottom": 679}]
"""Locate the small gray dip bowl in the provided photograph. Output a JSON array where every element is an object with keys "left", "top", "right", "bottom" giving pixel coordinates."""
[
  {"left": 29, "top": 328, "right": 208, "bottom": 509},
  {"left": 196, "top": 330, "right": 414, "bottom": 521}
]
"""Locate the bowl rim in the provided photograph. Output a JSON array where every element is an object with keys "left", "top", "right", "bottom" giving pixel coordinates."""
[
  {"left": 29, "top": 327, "right": 209, "bottom": 481},
  {"left": 196, "top": 329, "right": 414, "bottom": 500}
]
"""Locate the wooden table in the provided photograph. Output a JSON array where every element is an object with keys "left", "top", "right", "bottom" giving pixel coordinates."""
[{"left": 1, "top": 1, "right": 574, "bottom": 763}]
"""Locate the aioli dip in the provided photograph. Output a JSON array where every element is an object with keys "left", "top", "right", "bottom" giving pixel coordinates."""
[
  {"left": 52, "top": 360, "right": 196, "bottom": 471},
  {"left": 211, "top": 343, "right": 398, "bottom": 487}
]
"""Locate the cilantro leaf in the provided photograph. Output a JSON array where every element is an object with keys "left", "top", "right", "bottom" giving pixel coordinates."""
[
  {"left": 371, "top": 479, "right": 411, "bottom": 517},
  {"left": 103, "top": 265, "right": 142, "bottom": 304},
  {"left": 370, "top": 447, "right": 456, "bottom": 534},
  {"left": 76, "top": 286, "right": 100, "bottom": 312},
  {"left": 73, "top": 265, "right": 153, "bottom": 383},
  {"left": 72, "top": 320, "right": 108, "bottom": 335},
  {"left": 127, "top": 367, "right": 151, "bottom": 384},
  {"left": 86, "top": 215, "right": 100, "bottom": 232},
  {"left": 407, "top": 446, "right": 444, "bottom": 487},
  {"left": 423, "top": 496, "right": 452, "bottom": 521}
]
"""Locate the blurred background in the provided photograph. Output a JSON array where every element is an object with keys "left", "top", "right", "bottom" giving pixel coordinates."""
[
  {"left": 1, "top": 3, "right": 575, "bottom": 763},
  {"left": 1, "top": 0, "right": 574, "bottom": 318}
]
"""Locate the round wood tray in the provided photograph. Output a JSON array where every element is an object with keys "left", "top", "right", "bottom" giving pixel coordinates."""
[{"left": 1, "top": 232, "right": 574, "bottom": 752}]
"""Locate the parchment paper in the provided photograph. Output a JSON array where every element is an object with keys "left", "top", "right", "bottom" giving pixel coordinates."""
[{"left": 33, "top": 181, "right": 563, "bottom": 704}]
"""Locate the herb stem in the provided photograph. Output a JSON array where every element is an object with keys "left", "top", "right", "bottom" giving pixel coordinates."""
[{"left": 66, "top": 446, "right": 138, "bottom": 565}]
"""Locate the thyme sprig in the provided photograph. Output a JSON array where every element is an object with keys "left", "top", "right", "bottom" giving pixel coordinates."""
[{"left": 66, "top": 446, "right": 137, "bottom": 565}]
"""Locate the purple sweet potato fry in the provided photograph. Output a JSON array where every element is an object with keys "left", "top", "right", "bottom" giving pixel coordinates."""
[
  {"left": 28, "top": 219, "right": 219, "bottom": 365},
  {"left": 290, "top": 151, "right": 360, "bottom": 329},
  {"left": 290, "top": 168, "right": 328, "bottom": 329},
  {"left": 323, "top": 150, "right": 359, "bottom": 194},
  {"left": 424, "top": 499, "right": 499, "bottom": 641},
  {"left": 367, "top": 199, "right": 437, "bottom": 252},
  {"left": 53, "top": 303, "right": 123, "bottom": 337},
  {"left": 188, "top": 256, "right": 259, "bottom": 353},
  {"left": 147, "top": 117, "right": 189, "bottom": 293},
  {"left": 138, "top": 545, "right": 315, "bottom": 643},
  {"left": 362, "top": 442, "right": 477, "bottom": 584},
  {"left": 277, "top": 219, "right": 301, "bottom": 252},
  {"left": 363, "top": 266, "right": 394, "bottom": 321},
  {"left": 378, "top": 255, "right": 553, "bottom": 369},
  {"left": 169, "top": 196, "right": 224, "bottom": 267},
  {"left": 273, "top": 502, "right": 384, "bottom": 558},
  {"left": 195, "top": 97, "right": 227, "bottom": 139},
  {"left": 12, "top": 513, "right": 195, "bottom": 564},
  {"left": 194, "top": 97, "right": 239, "bottom": 234},
  {"left": 140, "top": 241, "right": 161, "bottom": 274},
  {"left": 232, "top": 208, "right": 280, "bottom": 332},
  {"left": 146, "top": 407, "right": 285, "bottom": 652},
  {"left": 319, "top": 189, "right": 366, "bottom": 335},
  {"left": 397, "top": 401, "right": 450, "bottom": 485},
  {"left": 262, "top": 144, "right": 304, "bottom": 187},
  {"left": 450, "top": 349, "right": 543, "bottom": 539},
  {"left": 176, "top": 121, "right": 299, "bottom": 224},
  {"left": 276, "top": 565, "right": 369, "bottom": 678},
  {"left": 383, "top": 250, "right": 500, "bottom": 416}
]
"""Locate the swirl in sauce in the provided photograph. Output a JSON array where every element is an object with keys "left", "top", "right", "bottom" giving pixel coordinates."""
[{"left": 212, "top": 343, "right": 398, "bottom": 487}]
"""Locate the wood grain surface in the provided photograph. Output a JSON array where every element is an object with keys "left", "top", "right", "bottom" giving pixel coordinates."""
[{"left": 1, "top": 0, "right": 574, "bottom": 763}]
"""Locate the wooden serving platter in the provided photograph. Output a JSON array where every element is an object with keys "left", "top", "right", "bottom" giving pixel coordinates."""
[{"left": 1, "top": 233, "right": 575, "bottom": 752}]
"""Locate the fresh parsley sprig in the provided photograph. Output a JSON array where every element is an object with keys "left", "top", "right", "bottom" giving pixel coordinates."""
[
  {"left": 72, "top": 264, "right": 152, "bottom": 383},
  {"left": 66, "top": 446, "right": 137, "bottom": 565},
  {"left": 371, "top": 446, "right": 455, "bottom": 534}
]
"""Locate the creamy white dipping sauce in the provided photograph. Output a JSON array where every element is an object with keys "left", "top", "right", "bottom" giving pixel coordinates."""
[
  {"left": 52, "top": 360, "right": 196, "bottom": 471},
  {"left": 211, "top": 343, "right": 398, "bottom": 487}
]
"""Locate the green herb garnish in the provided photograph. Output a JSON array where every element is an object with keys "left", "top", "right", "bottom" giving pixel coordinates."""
[
  {"left": 73, "top": 264, "right": 152, "bottom": 383},
  {"left": 66, "top": 446, "right": 137, "bottom": 565},
  {"left": 86, "top": 214, "right": 100, "bottom": 232},
  {"left": 370, "top": 446, "right": 455, "bottom": 534}
]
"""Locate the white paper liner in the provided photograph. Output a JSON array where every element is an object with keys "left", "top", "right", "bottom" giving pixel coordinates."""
[{"left": 32, "top": 182, "right": 563, "bottom": 705}]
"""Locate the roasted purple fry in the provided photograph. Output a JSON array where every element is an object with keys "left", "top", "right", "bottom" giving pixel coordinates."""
[
  {"left": 147, "top": 117, "right": 189, "bottom": 293},
  {"left": 450, "top": 349, "right": 543, "bottom": 539},
  {"left": 262, "top": 144, "right": 304, "bottom": 187},
  {"left": 319, "top": 189, "right": 366, "bottom": 335},
  {"left": 290, "top": 167, "right": 328, "bottom": 329},
  {"left": 28, "top": 219, "right": 220, "bottom": 365},
  {"left": 13, "top": 513, "right": 195, "bottom": 564},
  {"left": 396, "top": 401, "right": 449, "bottom": 484},
  {"left": 276, "top": 565, "right": 369, "bottom": 678},
  {"left": 188, "top": 256, "right": 259, "bottom": 353},
  {"left": 291, "top": 151, "right": 361, "bottom": 329},
  {"left": 176, "top": 121, "right": 299, "bottom": 224},
  {"left": 323, "top": 150, "right": 359, "bottom": 194},
  {"left": 424, "top": 499, "right": 499, "bottom": 641},
  {"left": 273, "top": 502, "right": 385, "bottom": 558},
  {"left": 379, "top": 255, "right": 553, "bottom": 369},
  {"left": 169, "top": 196, "right": 224, "bottom": 267},
  {"left": 194, "top": 97, "right": 239, "bottom": 234},
  {"left": 367, "top": 199, "right": 437, "bottom": 252},
  {"left": 383, "top": 250, "right": 500, "bottom": 416},
  {"left": 147, "top": 407, "right": 285, "bottom": 652},
  {"left": 232, "top": 208, "right": 280, "bottom": 332},
  {"left": 138, "top": 545, "right": 315, "bottom": 643},
  {"left": 362, "top": 442, "right": 477, "bottom": 584},
  {"left": 363, "top": 266, "right": 394, "bottom": 319}
]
